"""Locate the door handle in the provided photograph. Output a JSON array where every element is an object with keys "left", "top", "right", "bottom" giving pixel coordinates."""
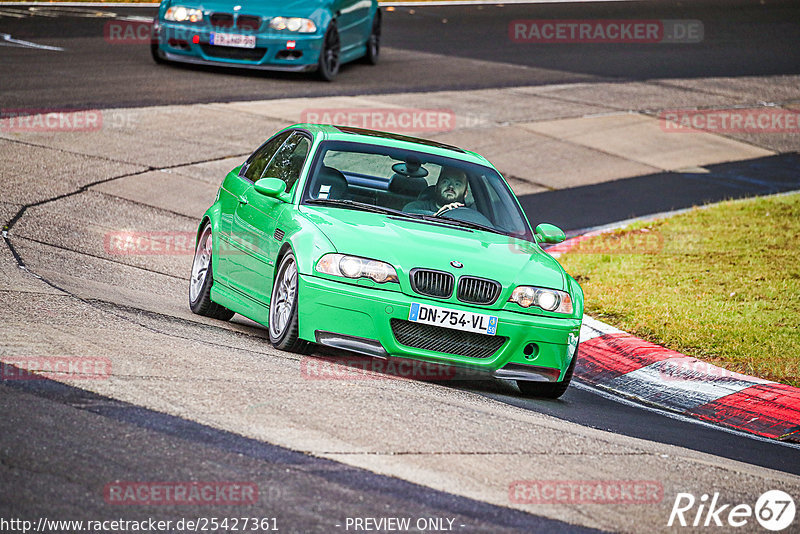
[{"left": 238, "top": 196, "right": 248, "bottom": 205}]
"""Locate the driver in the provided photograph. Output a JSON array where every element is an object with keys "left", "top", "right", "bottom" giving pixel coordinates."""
[{"left": 403, "top": 168, "right": 469, "bottom": 216}]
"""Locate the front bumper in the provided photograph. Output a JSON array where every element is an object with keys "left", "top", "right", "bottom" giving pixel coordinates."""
[
  {"left": 155, "top": 21, "right": 322, "bottom": 70},
  {"left": 297, "top": 274, "right": 582, "bottom": 382}
]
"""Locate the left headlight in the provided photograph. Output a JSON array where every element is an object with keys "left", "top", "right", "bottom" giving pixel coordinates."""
[
  {"left": 509, "top": 286, "right": 573, "bottom": 314},
  {"left": 316, "top": 254, "right": 398, "bottom": 284},
  {"left": 269, "top": 17, "right": 317, "bottom": 33},
  {"left": 165, "top": 6, "right": 203, "bottom": 22}
]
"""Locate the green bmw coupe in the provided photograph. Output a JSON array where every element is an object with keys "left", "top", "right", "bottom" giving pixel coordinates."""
[{"left": 190, "top": 124, "right": 583, "bottom": 398}]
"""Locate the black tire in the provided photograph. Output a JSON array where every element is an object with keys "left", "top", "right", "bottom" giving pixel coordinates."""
[
  {"left": 189, "top": 223, "right": 235, "bottom": 321},
  {"left": 151, "top": 19, "right": 166, "bottom": 64},
  {"left": 268, "top": 252, "right": 309, "bottom": 353},
  {"left": 151, "top": 42, "right": 166, "bottom": 64},
  {"left": 362, "top": 10, "right": 381, "bottom": 65},
  {"left": 517, "top": 345, "right": 578, "bottom": 399},
  {"left": 317, "top": 23, "right": 341, "bottom": 81}
]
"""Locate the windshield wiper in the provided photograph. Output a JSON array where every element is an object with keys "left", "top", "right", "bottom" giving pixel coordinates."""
[
  {"left": 417, "top": 215, "right": 507, "bottom": 236},
  {"left": 306, "top": 198, "right": 419, "bottom": 218}
]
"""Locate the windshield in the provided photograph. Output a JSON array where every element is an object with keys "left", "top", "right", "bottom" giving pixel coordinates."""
[{"left": 301, "top": 141, "right": 533, "bottom": 240}]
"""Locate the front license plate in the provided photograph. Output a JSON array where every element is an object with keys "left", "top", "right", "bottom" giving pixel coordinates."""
[
  {"left": 210, "top": 32, "right": 256, "bottom": 49},
  {"left": 408, "top": 302, "right": 498, "bottom": 336}
]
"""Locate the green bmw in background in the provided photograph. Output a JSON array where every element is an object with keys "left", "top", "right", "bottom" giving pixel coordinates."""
[{"left": 190, "top": 124, "right": 583, "bottom": 398}]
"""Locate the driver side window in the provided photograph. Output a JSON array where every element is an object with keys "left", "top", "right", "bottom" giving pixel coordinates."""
[
  {"left": 262, "top": 132, "right": 312, "bottom": 193},
  {"left": 242, "top": 131, "right": 291, "bottom": 182}
]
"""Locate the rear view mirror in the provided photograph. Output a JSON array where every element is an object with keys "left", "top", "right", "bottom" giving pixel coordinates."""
[
  {"left": 254, "top": 177, "right": 286, "bottom": 198},
  {"left": 534, "top": 223, "right": 566, "bottom": 244}
]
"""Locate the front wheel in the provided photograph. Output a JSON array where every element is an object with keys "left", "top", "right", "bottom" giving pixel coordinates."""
[
  {"left": 269, "top": 252, "right": 309, "bottom": 352},
  {"left": 516, "top": 345, "right": 578, "bottom": 399},
  {"left": 317, "top": 24, "right": 341, "bottom": 81},
  {"left": 151, "top": 20, "right": 166, "bottom": 64},
  {"left": 151, "top": 43, "right": 166, "bottom": 64},
  {"left": 189, "top": 223, "right": 235, "bottom": 320}
]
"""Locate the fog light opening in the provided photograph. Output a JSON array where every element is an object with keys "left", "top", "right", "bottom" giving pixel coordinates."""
[
  {"left": 168, "top": 38, "right": 190, "bottom": 50},
  {"left": 523, "top": 343, "right": 539, "bottom": 360},
  {"left": 276, "top": 50, "right": 303, "bottom": 60}
]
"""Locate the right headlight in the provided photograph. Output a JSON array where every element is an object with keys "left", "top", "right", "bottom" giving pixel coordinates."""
[
  {"left": 164, "top": 6, "right": 203, "bottom": 22},
  {"left": 269, "top": 17, "right": 317, "bottom": 33},
  {"left": 509, "top": 286, "right": 573, "bottom": 314},
  {"left": 316, "top": 254, "right": 398, "bottom": 284}
]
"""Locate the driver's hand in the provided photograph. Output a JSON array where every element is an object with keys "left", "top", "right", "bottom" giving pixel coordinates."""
[{"left": 434, "top": 202, "right": 464, "bottom": 216}]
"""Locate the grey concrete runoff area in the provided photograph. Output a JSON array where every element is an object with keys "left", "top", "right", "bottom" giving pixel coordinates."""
[{"left": 2, "top": 1, "right": 800, "bottom": 532}]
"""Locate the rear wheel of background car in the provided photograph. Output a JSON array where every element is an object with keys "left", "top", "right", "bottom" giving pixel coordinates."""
[
  {"left": 189, "top": 223, "right": 235, "bottom": 320},
  {"left": 516, "top": 345, "right": 578, "bottom": 399},
  {"left": 363, "top": 11, "right": 381, "bottom": 65},
  {"left": 269, "top": 252, "right": 309, "bottom": 353},
  {"left": 317, "top": 23, "right": 341, "bottom": 81}
]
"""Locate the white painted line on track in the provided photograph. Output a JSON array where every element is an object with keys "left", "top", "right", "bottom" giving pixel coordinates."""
[
  {"left": 0, "top": 32, "right": 63, "bottom": 50},
  {"left": 572, "top": 379, "right": 800, "bottom": 451},
  {"left": 0, "top": 8, "right": 27, "bottom": 17},
  {"left": 28, "top": 5, "right": 117, "bottom": 16}
]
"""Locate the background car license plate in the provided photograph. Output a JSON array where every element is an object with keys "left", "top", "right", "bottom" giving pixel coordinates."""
[
  {"left": 408, "top": 302, "right": 498, "bottom": 336},
  {"left": 210, "top": 33, "right": 256, "bottom": 49}
]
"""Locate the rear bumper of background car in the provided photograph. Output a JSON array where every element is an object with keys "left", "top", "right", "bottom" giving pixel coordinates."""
[
  {"left": 155, "top": 22, "right": 322, "bottom": 71},
  {"left": 297, "top": 274, "right": 582, "bottom": 382}
]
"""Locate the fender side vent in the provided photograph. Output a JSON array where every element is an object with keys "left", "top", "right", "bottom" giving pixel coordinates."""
[{"left": 274, "top": 228, "right": 285, "bottom": 241}]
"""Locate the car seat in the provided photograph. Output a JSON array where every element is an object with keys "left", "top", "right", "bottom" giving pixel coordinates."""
[{"left": 310, "top": 166, "right": 349, "bottom": 200}]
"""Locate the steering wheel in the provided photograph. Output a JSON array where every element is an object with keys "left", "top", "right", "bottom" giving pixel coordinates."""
[
  {"left": 434, "top": 203, "right": 464, "bottom": 217},
  {"left": 437, "top": 206, "right": 495, "bottom": 227}
]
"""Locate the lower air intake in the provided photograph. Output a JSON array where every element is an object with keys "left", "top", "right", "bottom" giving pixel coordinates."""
[{"left": 390, "top": 319, "right": 507, "bottom": 359}]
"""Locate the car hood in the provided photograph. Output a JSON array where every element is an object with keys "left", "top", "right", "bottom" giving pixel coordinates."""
[{"left": 300, "top": 206, "right": 566, "bottom": 291}]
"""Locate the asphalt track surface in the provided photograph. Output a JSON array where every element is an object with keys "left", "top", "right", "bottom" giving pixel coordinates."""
[
  {"left": 0, "top": 0, "right": 799, "bottom": 109},
  {"left": 0, "top": 372, "right": 595, "bottom": 533},
  {"left": 521, "top": 153, "right": 800, "bottom": 232},
  {"left": 2, "top": 1, "right": 800, "bottom": 531}
]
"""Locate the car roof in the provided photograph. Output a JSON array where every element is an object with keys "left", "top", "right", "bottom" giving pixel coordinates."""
[{"left": 289, "top": 123, "right": 492, "bottom": 166}]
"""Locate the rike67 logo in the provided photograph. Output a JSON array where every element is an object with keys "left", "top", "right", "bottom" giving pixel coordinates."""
[{"left": 668, "top": 490, "right": 796, "bottom": 531}]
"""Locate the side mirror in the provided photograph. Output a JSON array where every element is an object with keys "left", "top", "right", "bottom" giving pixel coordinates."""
[
  {"left": 534, "top": 223, "right": 566, "bottom": 244},
  {"left": 254, "top": 177, "right": 286, "bottom": 198}
]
